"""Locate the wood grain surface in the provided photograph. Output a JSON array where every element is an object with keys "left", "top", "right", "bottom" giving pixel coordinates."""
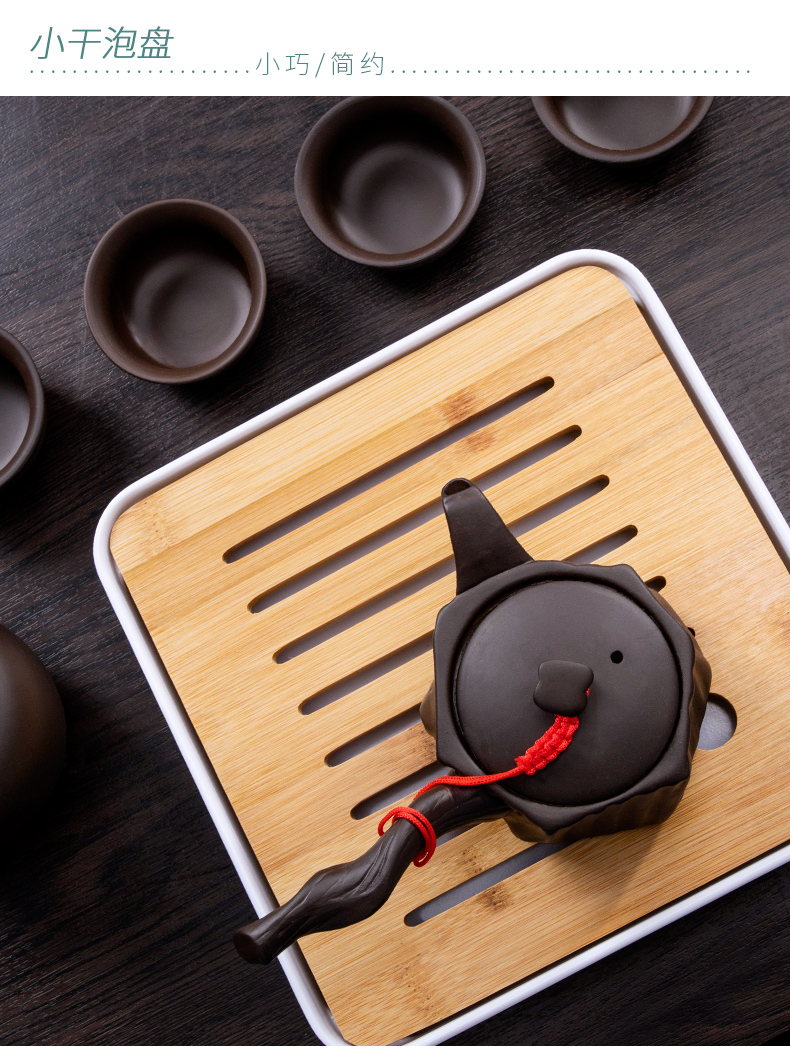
[
  {"left": 0, "top": 96, "right": 789, "bottom": 1046},
  {"left": 109, "top": 261, "right": 790, "bottom": 1045}
]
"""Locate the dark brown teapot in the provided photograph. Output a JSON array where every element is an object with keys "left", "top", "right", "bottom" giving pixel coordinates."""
[
  {"left": 235, "top": 479, "right": 711, "bottom": 964},
  {"left": 0, "top": 624, "right": 66, "bottom": 835}
]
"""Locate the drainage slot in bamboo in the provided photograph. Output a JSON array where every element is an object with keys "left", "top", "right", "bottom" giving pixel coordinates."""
[
  {"left": 697, "top": 694, "right": 737, "bottom": 750},
  {"left": 568, "top": 525, "right": 638, "bottom": 565},
  {"left": 326, "top": 705, "right": 423, "bottom": 767},
  {"left": 351, "top": 762, "right": 450, "bottom": 821},
  {"left": 404, "top": 843, "right": 567, "bottom": 926},
  {"left": 275, "top": 473, "right": 607, "bottom": 663},
  {"left": 252, "top": 426, "right": 581, "bottom": 617},
  {"left": 226, "top": 377, "right": 554, "bottom": 564},
  {"left": 301, "top": 637, "right": 432, "bottom": 715}
]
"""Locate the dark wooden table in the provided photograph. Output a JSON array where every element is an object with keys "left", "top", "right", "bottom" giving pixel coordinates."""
[{"left": 1, "top": 96, "right": 789, "bottom": 1046}]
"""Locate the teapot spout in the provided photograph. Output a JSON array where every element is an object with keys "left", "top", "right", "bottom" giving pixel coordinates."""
[{"left": 442, "top": 479, "right": 532, "bottom": 595}]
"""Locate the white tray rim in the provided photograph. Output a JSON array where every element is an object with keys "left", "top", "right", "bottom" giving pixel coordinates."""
[{"left": 93, "top": 249, "right": 790, "bottom": 1046}]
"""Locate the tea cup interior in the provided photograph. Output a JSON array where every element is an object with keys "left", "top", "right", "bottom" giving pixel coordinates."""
[
  {"left": 0, "top": 330, "right": 45, "bottom": 488},
  {"left": 323, "top": 112, "right": 468, "bottom": 255},
  {"left": 296, "top": 98, "right": 486, "bottom": 267},
  {"left": 85, "top": 200, "right": 266, "bottom": 382},
  {"left": 111, "top": 223, "right": 252, "bottom": 370},
  {"left": 556, "top": 96, "right": 697, "bottom": 151},
  {"left": 0, "top": 354, "right": 31, "bottom": 473},
  {"left": 532, "top": 95, "right": 713, "bottom": 162}
]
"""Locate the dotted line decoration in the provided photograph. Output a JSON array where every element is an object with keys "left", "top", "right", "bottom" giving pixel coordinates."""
[
  {"left": 396, "top": 68, "right": 749, "bottom": 74},
  {"left": 31, "top": 68, "right": 251, "bottom": 73},
  {"left": 31, "top": 67, "right": 751, "bottom": 74}
]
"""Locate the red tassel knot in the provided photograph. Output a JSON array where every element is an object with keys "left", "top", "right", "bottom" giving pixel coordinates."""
[{"left": 378, "top": 714, "right": 579, "bottom": 867}]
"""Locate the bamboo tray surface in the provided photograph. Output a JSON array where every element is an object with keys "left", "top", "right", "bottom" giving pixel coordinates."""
[{"left": 108, "top": 265, "right": 790, "bottom": 1045}]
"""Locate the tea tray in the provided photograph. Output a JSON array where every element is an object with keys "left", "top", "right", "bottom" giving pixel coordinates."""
[{"left": 95, "top": 250, "right": 790, "bottom": 1045}]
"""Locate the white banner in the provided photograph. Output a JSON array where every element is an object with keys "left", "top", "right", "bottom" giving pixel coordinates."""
[{"left": 2, "top": 0, "right": 785, "bottom": 95}]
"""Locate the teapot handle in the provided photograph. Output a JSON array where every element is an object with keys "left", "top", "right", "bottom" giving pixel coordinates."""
[{"left": 233, "top": 783, "right": 506, "bottom": 964}]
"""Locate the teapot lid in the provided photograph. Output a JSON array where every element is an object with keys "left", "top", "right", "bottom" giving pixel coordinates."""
[
  {"left": 433, "top": 480, "right": 700, "bottom": 829},
  {"left": 453, "top": 577, "right": 681, "bottom": 805}
]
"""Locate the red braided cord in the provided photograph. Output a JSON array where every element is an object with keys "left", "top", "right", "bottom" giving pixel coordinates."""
[
  {"left": 378, "top": 714, "right": 579, "bottom": 867},
  {"left": 377, "top": 806, "right": 437, "bottom": 866},
  {"left": 416, "top": 713, "right": 579, "bottom": 792}
]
